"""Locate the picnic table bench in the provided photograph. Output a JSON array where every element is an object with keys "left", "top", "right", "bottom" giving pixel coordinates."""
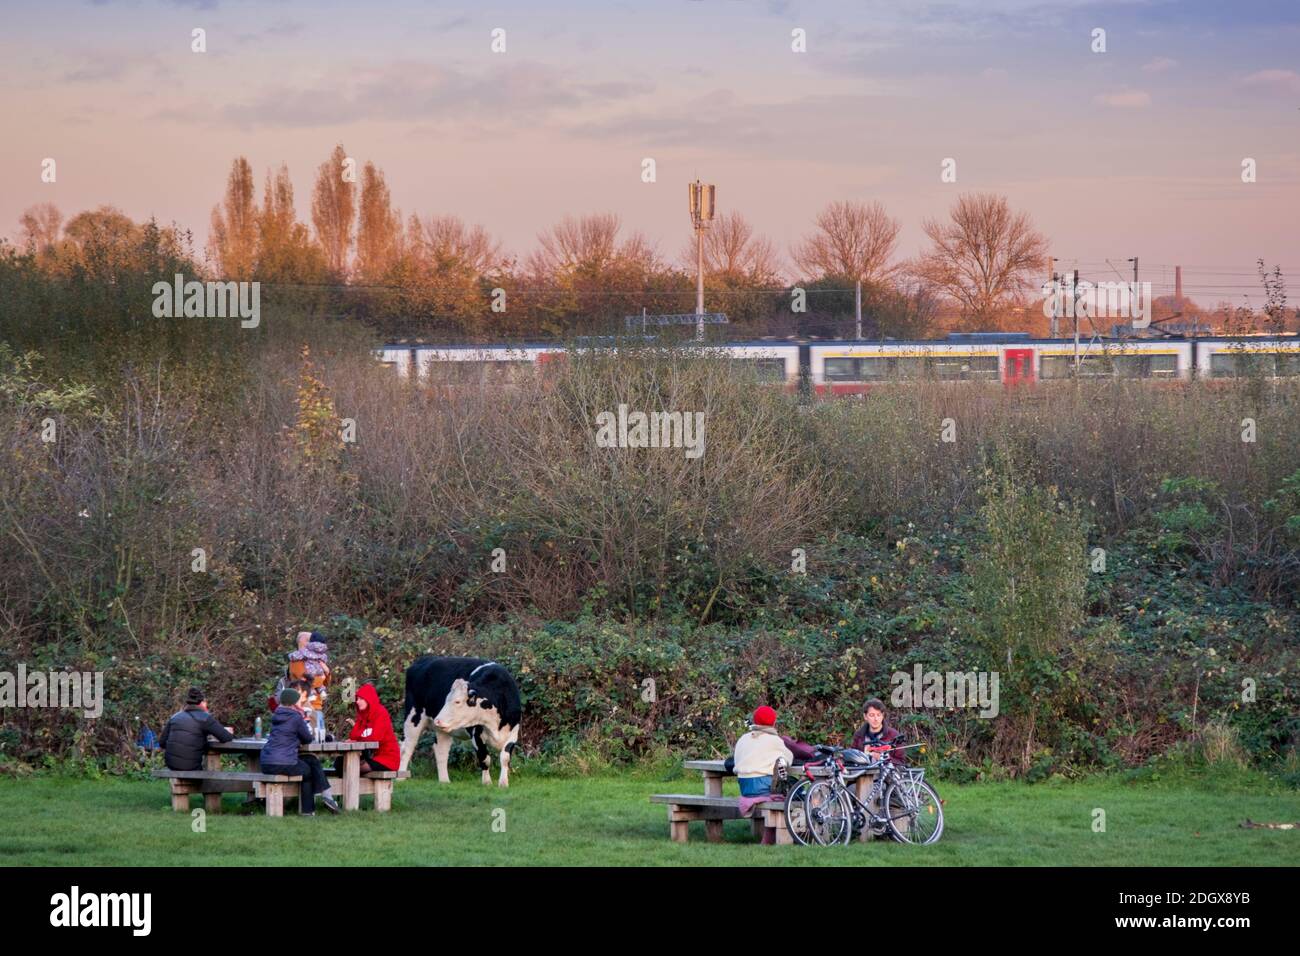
[
  {"left": 649, "top": 793, "right": 791, "bottom": 844},
  {"left": 653, "top": 758, "right": 884, "bottom": 844},
  {"left": 323, "top": 766, "right": 410, "bottom": 812},
  {"left": 154, "top": 736, "right": 403, "bottom": 816},
  {"left": 152, "top": 768, "right": 303, "bottom": 815}
]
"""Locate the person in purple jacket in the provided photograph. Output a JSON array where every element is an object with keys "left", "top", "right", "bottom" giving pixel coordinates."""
[{"left": 260, "top": 687, "right": 339, "bottom": 815}]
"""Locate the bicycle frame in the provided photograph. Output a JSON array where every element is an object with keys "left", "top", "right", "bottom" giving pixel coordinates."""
[{"left": 801, "top": 744, "right": 928, "bottom": 834}]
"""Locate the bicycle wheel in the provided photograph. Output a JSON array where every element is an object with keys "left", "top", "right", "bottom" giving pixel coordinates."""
[
  {"left": 784, "top": 779, "right": 816, "bottom": 846},
  {"left": 883, "top": 778, "right": 944, "bottom": 845},
  {"left": 806, "top": 781, "right": 853, "bottom": 846}
]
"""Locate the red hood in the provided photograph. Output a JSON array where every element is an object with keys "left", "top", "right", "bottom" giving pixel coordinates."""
[{"left": 347, "top": 682, "right": 400, "bottom": 770}]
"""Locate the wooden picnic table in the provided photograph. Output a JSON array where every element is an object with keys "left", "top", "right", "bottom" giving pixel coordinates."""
[
  {"left": 682, "top": 758, "right": 883, "bottom": 843},
  {"left": 207, "top": 737, "right": 377, "bottom": 811}
]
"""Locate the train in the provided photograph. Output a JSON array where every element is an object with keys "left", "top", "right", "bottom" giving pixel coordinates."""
[{"left": 376, "top": 332, "right": 1300, "bottom": 396}]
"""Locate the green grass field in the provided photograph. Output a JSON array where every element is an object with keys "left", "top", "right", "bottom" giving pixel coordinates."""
[{"left": 1, "top": 768, "right": 1297, "bottom": 866}]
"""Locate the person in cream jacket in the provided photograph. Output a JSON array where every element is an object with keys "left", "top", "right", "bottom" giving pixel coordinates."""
[{"left": 733, "top": 706, "right": 793, "bottom": 797}]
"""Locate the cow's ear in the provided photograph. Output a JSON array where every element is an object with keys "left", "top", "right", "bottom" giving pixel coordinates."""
[{"left": 479, "top": 699, "right": 493, "bottom": 709}]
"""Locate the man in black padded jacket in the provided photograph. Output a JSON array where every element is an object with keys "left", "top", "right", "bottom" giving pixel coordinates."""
[{"left": 160, "top": 686, "right": 235, "bottom": 771}]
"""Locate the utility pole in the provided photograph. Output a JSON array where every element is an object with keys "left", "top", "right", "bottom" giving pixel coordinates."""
[
  {"left": 1128, "top": 256, "right": 1139, "bottom": 331},
  {"left": 855, "top": 279, "right": 862, "bottom": 339},
  {"left": 697, "top": 228, "right": 704, "bottom": 317},
  {"left": 1048, "top": 257, "right": 1058, "bottom": 337},
  {"left": 1073, "top": 269, "right": 1081, "bottom": 372},
  {"left": 688, "top": 180, "right": 716, "bottom": 341}
]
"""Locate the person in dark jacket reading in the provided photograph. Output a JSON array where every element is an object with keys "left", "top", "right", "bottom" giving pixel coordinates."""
[
  {"left": 160, "top": 687, "right": 235, "bottom": 771},
  {"left": 260, "top": 687, "right": 339, "bottom": 815},
  {"left": 851, "top": 698, "right": 906, "bottom": 766}
]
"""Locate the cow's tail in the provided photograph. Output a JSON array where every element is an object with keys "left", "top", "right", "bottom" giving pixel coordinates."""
[{"left": 398, "top": 683, "right": 421, "bottom": 773}]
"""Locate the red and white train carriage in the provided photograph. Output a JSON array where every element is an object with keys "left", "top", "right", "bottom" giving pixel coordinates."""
[{"left": 378, "top": 334, "right": 1300, "bottom": 393}]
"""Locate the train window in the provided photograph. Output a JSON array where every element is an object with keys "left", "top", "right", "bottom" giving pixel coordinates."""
[
  {"left": 824, "top": 358, "right": 859, "bottom": 381},
  {"left": 433, "top": 360, "right": 533, "bottom": 383},
  {"left": 1111, "top": 356, "right": 1138, "bottom": 377},
  {"left": 1148, "top": 354, "right": 1179, "bottom": 377},
  {"left": 434, "top": 361, "right": 484, "bottom": 383},
  {"left": 1040, "top": 355, "right": 1076, "bottom": 378},
  {"left": 931, "top": 355, "right": 999, "bottom": 380},
  {"left": 894, "top": 357, "right": 927, "bottom": 379},
  {"left": 1208, "top": 353, "right": 1238, "bottom": 377},
  {"left": 929, "top": 357, "right": 967, "bottom": 380},
  {"left": 858, "top": 357, "right": 893, "bottom": 380},
  {"left": 738, "top": 358, "right": 788, "bottom": 382},
  {"left": 1210, "top": 352, "right": 1278, "bottom": 378},
  {"left": 1040, "top": 354, "right": 1111, "bottom": 378},
  {"left": 1079, "top": 356, "right": 1114, "bottom": 377},
  {"left": 455, "top": 361, "right": 487, "bottom": 381},
  {"left": 1111, "top": 354, "right": 1178, "bottom": 378}
]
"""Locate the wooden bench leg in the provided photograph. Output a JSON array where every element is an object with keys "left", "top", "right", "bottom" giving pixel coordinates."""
[
  {"left": 703, "top": 774, "right": 723, "bottom": 798},
  {"left": 668, "top": 806, "right": 696, "bottom": 843},
  {"left": 264, "top": 784, "right": 284, "bottom": 818},
  {"left": 170, "top": 781, "right": 193, "bottom": 812},
  {"left": 705, "top": 820, "right": 724, "bottom": 843},
  {"left": 204, "top": 791, "right": 222, "bottom": 814},
  {"left": 766, "top": 807, "right": 792, "bottom": 845},
  {"left": 751, "top": 817, "right": 764, "bottom": 839},
  {"left": 374, "top": 780, "right": 393, "bottom": 813}
]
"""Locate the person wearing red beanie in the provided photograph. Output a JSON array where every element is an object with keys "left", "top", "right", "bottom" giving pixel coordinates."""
[{"left": 731, "top": 705, "right": 794, "bottom": 845}]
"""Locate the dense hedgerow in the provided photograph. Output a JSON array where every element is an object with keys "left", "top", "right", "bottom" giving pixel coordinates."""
[{"left": 0, "top": 277, "right": 1297, "bottom": 777}]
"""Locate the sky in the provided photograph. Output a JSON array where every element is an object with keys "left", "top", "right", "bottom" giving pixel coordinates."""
[{"left": 2, "top": 0, "right": 1298, "bottom": 304}]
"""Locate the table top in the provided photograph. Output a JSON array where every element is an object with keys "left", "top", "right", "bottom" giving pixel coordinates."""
[
  {"left": 210, "top": 736, "right": 376, "bottom": 753},
  {"left": 683, "top": 759, "right": 731, "bottom": 773},
  {"left": 684, "top": 758, "right": 877, "bottom": 776}
]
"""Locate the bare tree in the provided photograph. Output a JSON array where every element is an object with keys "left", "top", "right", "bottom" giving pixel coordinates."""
[
  {"left": 18, "top": 203, "right": 62, "bottom": 253},
  {"left": 395, "top": 214, "right": 504, "bottom": 332},
  {"left": 355, "top": 161, "right": 402, "bottom": 284},
  {"left": 311, "top": 143, "right": 356, "bottom": 279},
  {"left": 1257, "top": 260, "right": 1292, "bottom": 335},
  {"left": 407, "top": 214, "right": 502, "bottom": 277},
  {"left": 208, "top": 157, "right": 258, "bottom": 279},
  {"left": 681, "top": 211, "right": 782, "bottom": 282},
  {"left": 913, "top": 193, "right": 1049, "bottom": 328},
  {"left": 792, "top": 200, "right": 901, "bottom": 285},
  {"left": 529, "top": 213, "right": 654, "bottom": 276},
  {"left": 525, "top": 213, "right": 668, "bottom": 334}
]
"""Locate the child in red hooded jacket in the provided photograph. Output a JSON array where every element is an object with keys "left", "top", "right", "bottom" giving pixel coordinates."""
[{"left": 335, "top": 683, "right": 400, "bottom": 774}]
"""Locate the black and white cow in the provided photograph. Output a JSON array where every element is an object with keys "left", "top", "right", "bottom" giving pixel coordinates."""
[{"left": 399, "top": 656, "right": 522, "bottom": 787}]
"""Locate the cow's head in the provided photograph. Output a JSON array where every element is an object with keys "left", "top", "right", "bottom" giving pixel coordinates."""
[{"left": 433, "top": 678, "right": 496, "bottom": 732}]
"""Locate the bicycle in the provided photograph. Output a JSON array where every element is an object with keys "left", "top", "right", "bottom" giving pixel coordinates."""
[{"left": 785, "top": 743, "right": 943, "bottom": 846}]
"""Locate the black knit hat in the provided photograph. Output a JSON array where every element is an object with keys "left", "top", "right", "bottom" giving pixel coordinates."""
[
  {"left": 185, "top": 686, "right": 205, "bottom": 706},
  {"left": 279, "top": 687, "right": 301, "bottom": 707}
]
